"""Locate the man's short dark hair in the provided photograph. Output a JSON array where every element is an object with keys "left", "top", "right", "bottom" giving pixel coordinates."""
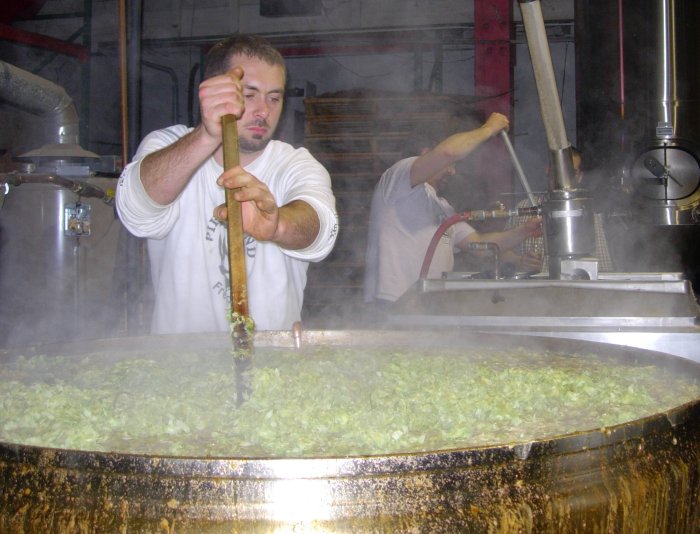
[{"left": 204, "top": 34, "right": 287, "bottom": 80}]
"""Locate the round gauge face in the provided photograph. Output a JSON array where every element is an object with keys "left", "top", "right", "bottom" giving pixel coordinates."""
[{"left": 631, "top": 146, "right": 700, "bottom": 200}]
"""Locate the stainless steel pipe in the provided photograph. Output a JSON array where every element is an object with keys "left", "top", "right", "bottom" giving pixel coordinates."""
[
  {"left": 500, "top": 130, "right": 537, "bottom": 207},
  {"left": 517, "top": 0, "right": 575, "bottom": 190}
]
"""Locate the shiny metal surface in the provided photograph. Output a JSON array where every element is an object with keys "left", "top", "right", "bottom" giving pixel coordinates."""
[
  {"left": 0, "top": 183, "right": 78, "bottom": 341},
  {"left": 513, "top": 330, "right": 700, "bottom": 363},
  {"left": 542, "top": 189, "right": 594, "bottom": 267},
  {"left": 500, "top": 130, "right": 537, "bottom": 207},
  {"left": 549, "top": 146, "right": 577, "bottom": 192},
  {"left": 645, "top": 199, "right": 700, "bottom": 225},
  {"left": 518, "top": 0, "right": 594, "bottom": 274},
  {"left": 432, "top": 273, "right": 691, "bottom": 293},
  {"left": 0, "top": 178, "right": 122, "bottom": 347},
  {"left": 631, "top": 144, "right": 700, "bottom": 224},
  {"left": 654, "top": 0, "right": 679, "bottom": 140},
  {"left": 645, "top": 0, "right": 700, "bottom": 146},
  {"left": 393, "top": 272, "right": 700, "bottom": 362},
  {"left": 517, "top": 1, "right": 571, "bottom": 160},
  {"left": 633, "top": 147, "right": 700, "bottom": 199},
  {"left": 626, "top": 0, "right": 700, "bottom": 225}
]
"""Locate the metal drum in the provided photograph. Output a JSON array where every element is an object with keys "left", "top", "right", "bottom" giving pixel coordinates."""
[
  {"left": 0, "top": 331, "right": 698, "bottom": 533},
  {"left": 0, "top": 176, "right": 121, "bottom": 347},
  {"left": 542, "top": 189, "right": 595, "bottom": 277}
]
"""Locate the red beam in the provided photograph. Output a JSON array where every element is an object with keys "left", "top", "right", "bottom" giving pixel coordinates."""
[
  {"left": 0, "top": 23, "right": 88, "bottom": 62},
  {"left": 474, "top": 0, "right": 515, "bottom": 209}
]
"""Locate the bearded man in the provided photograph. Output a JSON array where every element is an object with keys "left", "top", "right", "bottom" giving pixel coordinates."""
[{"left": 117, "top": 34, "right": 338, "bottom": 333}]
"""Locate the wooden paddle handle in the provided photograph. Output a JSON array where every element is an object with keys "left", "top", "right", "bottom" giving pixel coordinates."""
[{"left": 222, "top": 114, "right": 249, "bottom": 319}]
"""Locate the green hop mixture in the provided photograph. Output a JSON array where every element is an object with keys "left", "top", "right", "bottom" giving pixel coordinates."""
[
  {"left": 229, "top": 311, "right": 255, "bottom": 338},
  {"left": 0, "top": 346, "right": 698, "bottom": 458}
]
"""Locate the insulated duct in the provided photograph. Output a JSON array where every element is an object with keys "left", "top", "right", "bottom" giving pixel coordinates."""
[
  {"left": 517, "top": 0, "right": 575, "bottom": 190},
  {"left": 0, "top": 60, "right": 98, "bottom": 160}
]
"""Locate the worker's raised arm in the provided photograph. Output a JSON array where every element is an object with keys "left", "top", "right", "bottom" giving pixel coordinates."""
[{"left": 410, "top": 112, "right": 509, "bottom": 187}]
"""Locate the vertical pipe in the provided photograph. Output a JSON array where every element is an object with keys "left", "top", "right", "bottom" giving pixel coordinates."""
[
  {"left": 118, "top": 0, "right": 128, "bottom": 166},
  {"left": 617, "top": 0, "right": 624, "bottom": 120},
  {"left": 126, "top": 0, "right": 142, "bottom": 159},
  {"left": 118, "top": 0, "right": 148, "bottom": 335},
  {"left": 80, "top": 0, "right": 92, "bottom": 149},
  {"left": 517, "top": 0, "right": 574, "bottom": 190},
  {"left": 656, "top": 0, "right": 676, "bottom": 139}
]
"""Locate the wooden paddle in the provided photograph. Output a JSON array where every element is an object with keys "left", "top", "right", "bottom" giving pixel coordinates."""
[{"left": 221, "top": 113, "right": 253, "bottom": 403}]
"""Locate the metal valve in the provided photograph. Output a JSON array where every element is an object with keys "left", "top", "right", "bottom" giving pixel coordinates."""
[{"left": 64, "top": 202, "right": 91, "bottom": 237}]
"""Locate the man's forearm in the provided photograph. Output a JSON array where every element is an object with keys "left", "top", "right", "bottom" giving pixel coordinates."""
[
  {"left": 438, "top": 126, "right": 496, "bottom": 161},
  {"left": 460, "top": 225, "right": 532, "bottom": 254},
  {"left": 482, "top": 227, "right": 530, "bottom": 252},
  {"left": 273, "top": 200, "right": 321, "bottom": 250},
  {"left": 141, "top": 125, "right": 220, "bottom": 205}
]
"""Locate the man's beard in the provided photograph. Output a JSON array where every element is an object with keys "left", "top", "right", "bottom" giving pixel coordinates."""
[
  {"left": 238, "top": 135, "right": 271, "bottom": 153},
  {"left": 238, "top": 120, "right": 274, "bottom": 153}
]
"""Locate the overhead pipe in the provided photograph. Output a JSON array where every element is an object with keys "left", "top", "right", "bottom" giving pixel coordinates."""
[{"left": 0, "top": 60, "right": 80, "bottom": 148}]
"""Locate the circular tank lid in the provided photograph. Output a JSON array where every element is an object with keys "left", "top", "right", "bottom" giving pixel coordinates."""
[
  {"left": 15, "top": 142, "right": 100, "bottom": 160},
  {"left": 631, "top": 146, "right": 700, "bottom": 201}
]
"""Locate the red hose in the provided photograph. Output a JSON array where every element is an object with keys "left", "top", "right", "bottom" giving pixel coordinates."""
[{"left": 419, "top": 212, "right": 473, "bottom": 279}]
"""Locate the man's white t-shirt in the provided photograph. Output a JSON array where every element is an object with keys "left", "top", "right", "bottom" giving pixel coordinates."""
[
  {"left": 116, "top": 125, "right": 338, "bottom": 333},
  {"left": 364, "top": 157, "right": 474, "bottom": 303}
]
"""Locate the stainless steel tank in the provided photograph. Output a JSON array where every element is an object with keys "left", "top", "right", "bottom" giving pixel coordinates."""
[
  {"left": 0, "top": 175, "right": 122, "bottom": 347},
  {"left": 0, "top": 59, "right": 125, "bottom": 347}
]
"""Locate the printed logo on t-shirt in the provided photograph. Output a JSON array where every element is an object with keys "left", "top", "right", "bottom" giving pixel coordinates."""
[{"left": 207, "top": 215, "right": 256, "bottom": 305}]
